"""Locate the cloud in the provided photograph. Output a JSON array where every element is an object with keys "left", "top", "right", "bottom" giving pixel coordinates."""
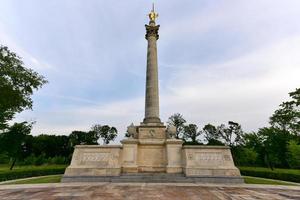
[{"left": 4, "top": 0, "right": 300, "bottom": 143}]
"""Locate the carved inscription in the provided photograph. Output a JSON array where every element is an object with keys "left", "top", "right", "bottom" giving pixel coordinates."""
[
  {"left": 194, "top": 152, "right": 224, "bottom": 166},
  {"left": 82, "top": 152, "right": 109, "bottom": 162}
]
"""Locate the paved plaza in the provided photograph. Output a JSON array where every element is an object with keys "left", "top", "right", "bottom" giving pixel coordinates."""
[{"left": 0, "top": 182, "right": 300, "bottom": 200}]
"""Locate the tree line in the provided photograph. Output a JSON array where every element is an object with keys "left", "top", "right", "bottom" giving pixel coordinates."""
[
  {"left": 0, "top": 124, "right": 117, "bottom": 169},
  {"left": 167, "top": 88, "right": 300, "bottom": 169}
]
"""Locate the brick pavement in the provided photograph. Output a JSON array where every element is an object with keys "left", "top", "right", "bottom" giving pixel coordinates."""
[{"left": 0, "top": 182, "right": 299, "bottom": 200}]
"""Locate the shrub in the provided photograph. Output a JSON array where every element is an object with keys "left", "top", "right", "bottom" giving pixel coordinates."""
[
  {"left": 239, "top": 167, "right": 300, "bottom": 183},
  {"left": 233, "top": 147, "right": 258, "bottom": 166},
  {"left": 49, "top": 156, "right": 66, "bottom": 165},
  {"left": 0, "top": 165, "right": 66, "bottom": 182},
  {"left": 0, "top": 152, "right": 9, "bottom": 164},
  {"left": 286, "top": 140, "right": 300, "bottom": 169}
]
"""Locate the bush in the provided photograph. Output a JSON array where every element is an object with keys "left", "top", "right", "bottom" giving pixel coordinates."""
[
  {"left": 48, "top": 156, "right": 67, "bottom": 165},
  {"left": 286, "top": 140, "right": 300, "bottom": 169},
  {"left": 0, "top": 165, "right": 66, "bottom": 182},
  {"left": 0, "top": 152, "right": 9, "bottom": 164},
  {"left": 233, "top": 147, "right": 258, "bottom": 166},
  {"left": 239, "top": 167, "right": 300, "bottom": 183}
]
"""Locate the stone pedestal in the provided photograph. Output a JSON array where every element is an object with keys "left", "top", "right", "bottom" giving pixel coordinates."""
[
  {"left": 166, "top": 139, "right": 183, "bottom": 173},
  {"left": 182, "top": 145, "right": 241, "bottom": 177},
  {"left": 121, "top": 139, "right": 138, "bottom": 173},
  {"left": 64, "top": 145, "right": 122, "bottom": 177}
]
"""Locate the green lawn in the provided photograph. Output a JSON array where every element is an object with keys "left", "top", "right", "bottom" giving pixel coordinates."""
[
  {"left": 243, "top": 176, "right": 297, "bottom": 186},
  {"left": 239, "top": 166, "right": 300, "bottom": 183},
  {"left": 239, "top": 166, "right": 300, "bottom": 175},
  {"left": 6, "top": 175, "right": 62, "bottom": 184},
  {"left": 0, "top": 165, "right": 67, "bottom": 182}
]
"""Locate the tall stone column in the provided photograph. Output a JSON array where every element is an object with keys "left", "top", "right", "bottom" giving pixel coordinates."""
[{"left": 143, "top": 15, "right": 161, "bottom": 124}]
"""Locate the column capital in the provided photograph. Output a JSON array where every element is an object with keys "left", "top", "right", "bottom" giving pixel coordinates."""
[{"left": 145, "top": 24, "right": 160, "bottom": 40}]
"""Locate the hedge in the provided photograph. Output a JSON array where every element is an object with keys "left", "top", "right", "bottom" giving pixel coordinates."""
[
  {"left": 0, "top": 165, "right": 66, "bottom": 182},
  {"left": 239, "top": 167, "right": 300, "bottom": 183}
]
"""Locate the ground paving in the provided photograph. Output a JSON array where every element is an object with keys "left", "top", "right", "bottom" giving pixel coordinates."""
[{"left": 0, "top": 182, "right": 300, "bottom": 200}]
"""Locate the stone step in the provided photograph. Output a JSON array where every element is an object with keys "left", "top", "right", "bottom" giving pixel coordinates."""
[
  {"left": 120, "top": 173, "right": 185, "bottom": 178},
  {"left": 62, "top": 174, "right": 244, "bottom": 184}
]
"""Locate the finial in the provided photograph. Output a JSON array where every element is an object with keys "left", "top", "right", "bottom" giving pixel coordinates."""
[{"left": 148, "top": 3, "right": 158, "bottom": 22}]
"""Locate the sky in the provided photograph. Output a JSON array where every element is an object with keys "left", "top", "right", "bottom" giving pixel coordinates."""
[{"left": 1, "top": 0, "right": 300, "bottom": 143}]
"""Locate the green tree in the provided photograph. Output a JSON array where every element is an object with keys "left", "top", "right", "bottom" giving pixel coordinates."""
[
  {"left": 217, "top": 121, "right": 243, "bottom": 147},
  {"left": 32, "top": 135, "right": 71, "bottom": 158},
  {"left": 258, "top": 127, "right": 292, "bottom": 169},
  {"left": 0, "top": 122, "right": 32, "bottom": 170},
  {"left": 286, "top": 140, "right": 300, "bottom": 169},
  {"left": 167, "top": 113, "right": 186, "bottom": 139},
  {"left": 0, "top": 46, "right": 47, "bottom": 129},
  {"left": 183, "top": 124, "right": 201, "bottom": 143},
  {"left": 233, "top": 147, "right": 258, "bottom": 166},
  {"left": 242, "top": 132, "right": 265, "bottom": 166},
  {"left": 91, "top": 125, "right": 118, "bottom": 144},
  {"left": 270, "top": 88, "right": 300, "bottom": 135},
  {"left": 68, "top": 131, "right": 99, "bottom": 147},
  {"left": 202, "top": 124, "right": 223, "bottom": 145}
]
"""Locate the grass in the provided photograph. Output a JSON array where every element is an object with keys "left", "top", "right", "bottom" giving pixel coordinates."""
[
  {"left": 239, "top": 166, "right": 300, "bottom": 175},
  {"left": 238, "top": 166, "right": 300, "bottom": 183},
  {"left": 243, "top": 176, "right": 297, "bottom": 186},
  {"left": 0, "top": 164, "right": 67, "bottom": 172},
  {"left": 0, "top": 164, "right": 67, "bottom": 182},
  {"left": 6, "top": 175, "right": 62, "bottom": 184}
]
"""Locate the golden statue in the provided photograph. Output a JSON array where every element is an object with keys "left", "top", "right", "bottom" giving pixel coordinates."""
[{"left": 148, "top": 3, "right": 158, "bottom": 21}]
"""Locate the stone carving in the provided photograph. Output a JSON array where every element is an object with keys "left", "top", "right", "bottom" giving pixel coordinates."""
[
  {"left": 127, "top": 123, "right": 137, "bottom": 138},
  {"left": 166, "top": 125, "right": 176, "bottom": 139},
  {"left": 196, "top": 152, "right": 224, "bottom": 161},
  {"left": 82, "top": 152, "right": 109, "bottom": 162}
]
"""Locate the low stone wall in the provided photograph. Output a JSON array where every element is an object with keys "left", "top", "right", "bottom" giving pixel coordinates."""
[
  {"left": 64, "top": 145, "right": 122, "bottom": 177},
  {"left": 182, "top": 145, "right": 241, "bottom": 177}
]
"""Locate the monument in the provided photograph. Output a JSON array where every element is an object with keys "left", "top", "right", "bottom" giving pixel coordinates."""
[{"left": 62, "top": 6, "right": 243, "bottom": 183}]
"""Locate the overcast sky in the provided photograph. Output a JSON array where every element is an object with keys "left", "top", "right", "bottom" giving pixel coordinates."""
[{"left": 1, "top": 0, "right": 300, "bottom": 142}]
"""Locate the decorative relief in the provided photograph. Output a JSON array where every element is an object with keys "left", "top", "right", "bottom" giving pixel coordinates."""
[
  {"left": 139, "top": 128, "right": 165, "bottom": 139},
  {"left": 145, "top": 25, "right": 160, "bottom": 39},
  {"left": 196, "top": 153, "right": 223, "bottom": 161},
  {"left": 193, "top": 152, "right": 225, "bottom": 166},
  {"left": 82, "top": 152, "right": 109, "bottom": 162},
  {"left": 188, "top": 153, "right": 193, "bottom": 160},
  {"left": 224, "top": 155, "right": 231, "bottom": 161}
]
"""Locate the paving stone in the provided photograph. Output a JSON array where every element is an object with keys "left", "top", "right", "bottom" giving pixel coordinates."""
[{"left": 0, "top": 183, "right": 299, "bottom": 200}]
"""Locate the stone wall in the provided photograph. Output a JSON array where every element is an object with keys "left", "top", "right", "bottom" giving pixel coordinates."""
[
  {"left": 64, "top": 145, "right": 122, "bottom": 176},
  {"left": 182, "top": 145, "right": 241, "bottom": 177}
]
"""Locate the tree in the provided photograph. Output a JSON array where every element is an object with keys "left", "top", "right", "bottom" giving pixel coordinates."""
[
  {"left": 0, "top": 45, "right": 47, "bottom": 130},
  {"left": 233, "top": 147, "right": 258, "bottom": 166},
  {"left": 202, "top": 124, "right": 223, "bottom": 145},
  {"left": 91, "top": 125, "right": 117, "bottom": 144},
  {"left": 167, "top": 113, "right": 186, "bottom": 139},
  {"left": 242, "top": 132, "right": 265, "bottom": 166},
  {"left": 286, "top": 140, "right": 300, "bottom": 169},
  {"left": 0, "top": 122, "right": 32, "bottom": 170},
  {"left": 258, "top": 127, "right": 292, "bottom": 169},
  {"left": 32, "top": 135, "right": 71, "bottom": 158},
  {"left": 217, "top": 121, "right": 243, "bottom": 146},
  {"left": 183, "top": 124, "right": 201, "bottom": 143},
  {"left": 68, "top": 131, "right": 99, "bottom": 148},
  {"left": 270, "top": 88, "right": 300, "bottom": 135}
]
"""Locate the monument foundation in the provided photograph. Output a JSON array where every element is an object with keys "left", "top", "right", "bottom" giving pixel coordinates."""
[{"left": 62, "top": 5, "right": 243, "bottom": 183}]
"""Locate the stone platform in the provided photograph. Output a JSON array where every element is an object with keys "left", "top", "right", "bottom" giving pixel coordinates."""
[
  {"left": 0, "top": 182, "right": 300, "bottom": 200},
  {"left": 63, "top": 143, "right": 242, "bottom": 183},
  {"left": 62, "top": 173, "right": 243, "bottom": 184}
]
